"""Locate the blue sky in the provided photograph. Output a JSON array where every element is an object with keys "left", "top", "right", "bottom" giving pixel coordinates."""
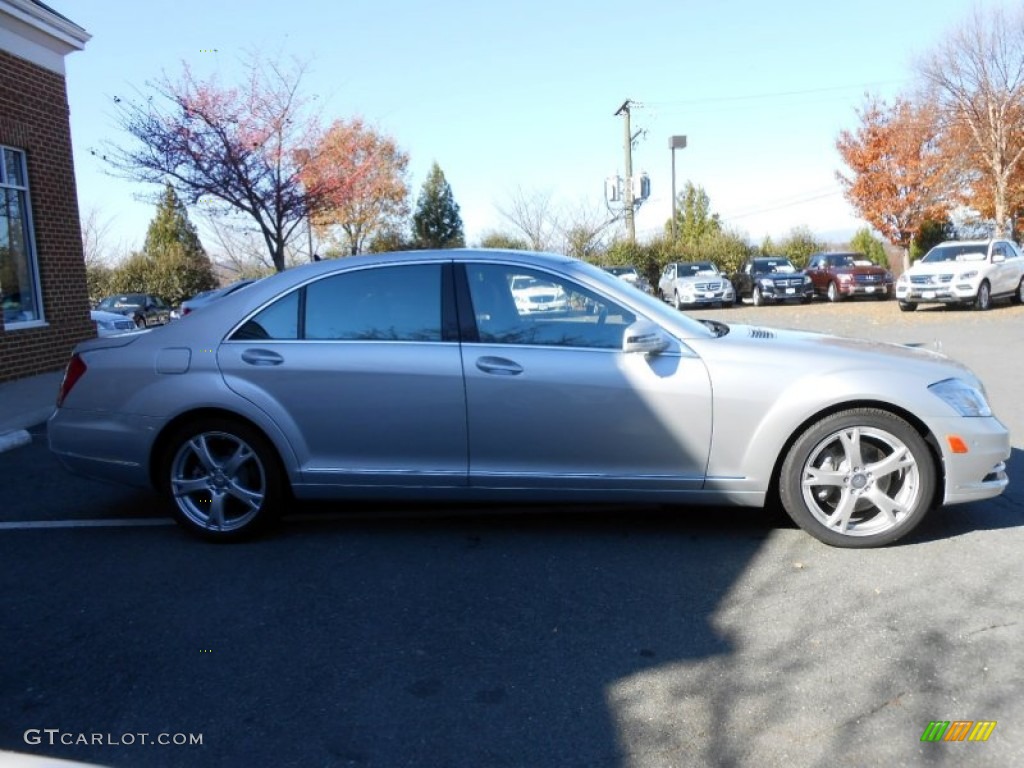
[{"left": 62, "top": 0, "right": 982, "bottom": 256}]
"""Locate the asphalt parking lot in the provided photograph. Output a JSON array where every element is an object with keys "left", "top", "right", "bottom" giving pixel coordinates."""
[{"left": 1, "top": 298, "right": 1022, "bottom": 768}]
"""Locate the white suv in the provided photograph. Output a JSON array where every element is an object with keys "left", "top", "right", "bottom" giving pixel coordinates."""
[{"left": 896, "top": 238, "right": 1024, "bottom": 311}]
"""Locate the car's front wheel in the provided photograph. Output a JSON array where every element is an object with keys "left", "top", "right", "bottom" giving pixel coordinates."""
[
  {"left": 898, "top": 300, "right": 917, "bottom": 312},
  {"left": 673, "top": 290, "right": 682, "bottom": 310},
  {"left": 134, "top": 314, "right": 147, "bottom": 329},
  {"left": 827, "top": 282, "right": 841, "bottom": 302},
  {"left": 973, "top": 280, "right": 992, "bottom": 311},
  {"left": 752, "top": 286, "right": 765, "bottom": 306},
  {"left": 161, "top": 418, "right": 284, "bottom": 541},
  {"left": 778, "top": 408, "right": 936, "bottom": 548},
  {"left": 1013, "top": 276, "right": 1024, "bottom": 305}
]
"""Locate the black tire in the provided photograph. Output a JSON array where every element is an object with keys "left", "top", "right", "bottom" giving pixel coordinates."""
[
  {"left": 752, "top": 286, "right": 765, "bottom": 306},
  {"left": 1014, "top": 277, "right": 1024, "bottom": 305},
  {"left": 778, "top": 408, "right": 936, "bottom": 548},
  {"left": 827, "top": 281, "right": 842, "bottom": 303},
  {"left": 898, "top": 300, "right": 917, "bottom": 312},
  {"left": 160, "top": 418, "right": 284, "bottom": 541},
  {"left": 134, "top": 314, "right": 147, "bottom": 329},
  {"left": 673, "top": 290, "right": 682, "bottom": 311},
  {"left": 973, "top": 280, "right": 991, "bottom": 311}
]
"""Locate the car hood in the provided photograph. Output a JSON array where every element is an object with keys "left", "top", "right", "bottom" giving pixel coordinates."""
[
  {"left": 833, "top": 265, "right": 890, "bottom": 276},
  {"left": 676, "top": 274, "right": 729, "bottom": 285},
  {"left": 904, "top": 260, "right": 975, "bottom": 275},
  {"left": 688, "top": 323, "right": 978, "bottom": 392},
  {"left": 753, "top": 271, "right": 805, "bottom": 280}
]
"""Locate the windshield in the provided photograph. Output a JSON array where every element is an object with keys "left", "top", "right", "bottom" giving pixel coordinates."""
[
  {"left": 605, "top": 266, "right": 637, "bottom": 277},
  {"left": 753, "top": 258, "right": 796, "bottom": 274},
  {"left": 681, "top": 262, "right": 719, "bottom": 276},
  {"left": 922, "top": 244, "right": 987, "bottom": 263},
  {"left": 98, "top": 295, "right": 144, "bottom": 309}
]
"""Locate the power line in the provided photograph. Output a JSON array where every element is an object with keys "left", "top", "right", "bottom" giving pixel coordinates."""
[
  {"left": 720, "top": 188, "right": 843, "bottom": 221},
  {"left": 644, "top": 80, "right": 907, "bottom": 108}
]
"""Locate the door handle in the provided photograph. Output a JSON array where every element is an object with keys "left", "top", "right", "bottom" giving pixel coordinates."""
[
  {"left": 241, "top": 349, "right": 284, "bottom": 366},
  {"left": 475, "top": 356, "right": 523, "bottom": 376}
]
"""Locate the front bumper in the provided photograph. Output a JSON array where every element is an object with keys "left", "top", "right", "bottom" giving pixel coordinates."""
[
  {"left": 933, "top": 415, "right": 1011, "bottom": 505},
  {"left": 760, "top": 283, "right": 814, "bottom": 301},
  {"left": 839, "top": 282, "right": 891, "bottom": 297},
  {"left": 678, "top": 290, "right": 735, "bottom": 305},
  {"left": 896, "top": 283, "right": 977, "bottom": 303}
]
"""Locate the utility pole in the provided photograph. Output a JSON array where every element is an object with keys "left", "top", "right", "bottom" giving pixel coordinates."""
[
  {"left": 606, "top": 100, "right": 649, "bottom": 242},
  {"left": 615, "top": 100, "right": 635, "bottom": 243}
]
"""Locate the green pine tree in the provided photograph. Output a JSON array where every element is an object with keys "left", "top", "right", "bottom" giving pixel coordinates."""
[
  {"left": 412, "top": 163, "right": 465, "bottom": 249},
  {"left": 137, "top": 185, "right": 218, "bottom": 304}
]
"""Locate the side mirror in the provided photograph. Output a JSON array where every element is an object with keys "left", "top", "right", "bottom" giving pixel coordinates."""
[
  {"left": 992, "top": 253, "right": 1006, "bottom": 263},
  {"left": 623, "top": 320, "right": 670, "bottom": 356}
]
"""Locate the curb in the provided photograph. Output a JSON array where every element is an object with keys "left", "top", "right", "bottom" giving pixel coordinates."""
[{"left": 0, "top": 429, "right": 31, "bottom": 454}]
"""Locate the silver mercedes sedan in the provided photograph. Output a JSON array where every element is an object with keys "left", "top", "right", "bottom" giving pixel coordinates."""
[{"left": 49, "top": 250, "right": 1011, "bottom": 547}]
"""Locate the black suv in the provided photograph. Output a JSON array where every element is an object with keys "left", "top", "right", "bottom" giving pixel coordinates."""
[{"left": 731, "top": 257, "right": 814, "bottom": 305}]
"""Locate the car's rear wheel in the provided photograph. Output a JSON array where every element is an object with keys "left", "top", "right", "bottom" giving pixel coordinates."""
[
  {"left": 827, "top": 282, "right": 841, "bottom": 302},
  {"left": 898, "top": 300, "right": 917, "bottom": 312},
  {"left": 778, "top": 408, "right": 936, "bottom": 548},
  {"left": 973, "top": 280, "right": 991, "bottom": 311},
  {"left": 161, "top": 419, "right": 284, "bottom": 541}
]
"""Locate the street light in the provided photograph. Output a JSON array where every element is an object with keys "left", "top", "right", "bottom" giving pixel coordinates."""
[{"left": 669, "top": 135, "right": 687, "bottom": 243}]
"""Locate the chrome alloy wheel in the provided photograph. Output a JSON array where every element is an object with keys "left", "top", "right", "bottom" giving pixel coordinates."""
[
  {"left": 170, "top": 431, "right": 267, "bottom": 533},
  {"left": 799, "top": 425, "right": 921, "bottom": 537}
]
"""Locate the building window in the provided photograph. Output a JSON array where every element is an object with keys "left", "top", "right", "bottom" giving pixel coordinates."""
[{"left": 0, "top": 146, "right": 42, "bottom": 326}]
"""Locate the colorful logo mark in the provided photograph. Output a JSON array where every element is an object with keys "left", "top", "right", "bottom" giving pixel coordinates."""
[{"left": 921, "top": 720, "right": 997, "bottom": 742}]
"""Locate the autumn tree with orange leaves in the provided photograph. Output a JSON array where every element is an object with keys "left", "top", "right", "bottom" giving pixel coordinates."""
[
  {"left": 836, "top": 95, "right": 950, "bottom": 264},
  {"left": 300, "top": 119, "right": 410, "bottom": 256},
  {"left": 99, "top": 54, "right": 322, "bottom": 272}
]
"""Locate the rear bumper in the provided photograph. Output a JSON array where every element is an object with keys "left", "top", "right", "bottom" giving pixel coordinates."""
[{"left": 48, "top": 408, "right": 162, "bottom": 489}]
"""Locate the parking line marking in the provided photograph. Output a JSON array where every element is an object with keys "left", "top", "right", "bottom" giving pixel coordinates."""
[{"left": 0, "top": 518, "right": 175, "bottom": 531}]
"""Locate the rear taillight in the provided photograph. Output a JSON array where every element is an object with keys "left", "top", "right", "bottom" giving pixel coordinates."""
[
  {"left": 182, "top": 307, "right": 191, "bottom": 316},
  {"left": 56, "top": 354, "right": 87, "bottom": 407}
]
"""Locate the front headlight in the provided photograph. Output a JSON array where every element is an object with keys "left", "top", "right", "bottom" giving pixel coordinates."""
[
  {"left": 759, "top": 278, "right": 774, "bottom": 287},
  {"left": 802, "top": 275, "right": 812, "bottom": 284},
  {"left": 837, "top": 273, "right": 853, "bottom": 281},
  {"left": 959, "top": 270, "right": 978, "bottom": 280},
  {"left": 929, "top": 378, "right": 993, "bottom": 417}
]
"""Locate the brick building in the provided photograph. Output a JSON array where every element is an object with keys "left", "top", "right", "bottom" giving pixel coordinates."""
[{"left": 0, "top": 0, "right": 90, "bottom": 384}]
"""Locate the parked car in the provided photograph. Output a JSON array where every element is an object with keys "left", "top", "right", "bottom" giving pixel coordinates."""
[
  {"left": 510, "top": 274, "right": 569, "bottom": 314},
  {"left": 805, "top": 252, "right": 893, "bottom": 302},
  {"left": 895, "top": 239, "right": 1024, "bottom": 312},
  {"left": 603, "top": 264, "right": 653, "bottom": 294},
  {"left": 178, "top": 278, "right": 260, "bottom": 319},
  {"left": 94, "top": 293, "right": 172, "bottom": 328},
  {"left": 49, "top": 249, "right": 1009, "bottom": 548},
  {"left": 731, "top": 257, "right": 814, "bottom": 305},
  {"left": 90, "top": 309, "right": 138, "bottom": 337},
  {"left": 658, "top": 261, "right": 735, "bottom": 309}
]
